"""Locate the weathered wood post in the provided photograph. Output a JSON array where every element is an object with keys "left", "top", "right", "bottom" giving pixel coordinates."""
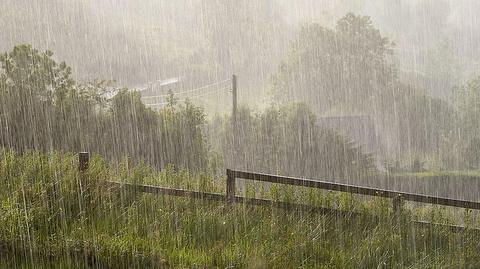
[
  {"left": 392, "top": 193, "right": 403, "bottom": 224},
  {"left": 226, "top": 169, "right": 236, "bottom": 202},
  {"left": 79, "top": 152, "right": 89, "bottom": 173}
]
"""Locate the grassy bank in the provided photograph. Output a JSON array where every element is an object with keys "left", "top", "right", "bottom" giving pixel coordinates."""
[{"left": 1, "top": 150, "right": 480, "bottom": 268}]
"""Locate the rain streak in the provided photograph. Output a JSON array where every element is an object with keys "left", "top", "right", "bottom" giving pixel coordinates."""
[{"left": 1, "top": 1, "right": 480, "bottom": 268}]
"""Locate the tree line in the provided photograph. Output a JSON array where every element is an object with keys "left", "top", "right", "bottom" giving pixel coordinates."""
[
  {"left": 0, "top": 45, "right": 206, "bottom": 171},
  {"left": 0, "top": 44, "right": 374, "bottom": 178},
  {"left": 3, "top": 13, "right": 480, "bottom": 175},
  {"left": 272, "top": 13, "right": 480, "bottom": 171}
]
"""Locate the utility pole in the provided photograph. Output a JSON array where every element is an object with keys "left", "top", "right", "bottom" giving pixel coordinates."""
[
  {"left": 231, "top": 74, "right": 238, "bottom": 168},
  {"left": 232, "top": 74, "right": 237, "bottom": 124}
]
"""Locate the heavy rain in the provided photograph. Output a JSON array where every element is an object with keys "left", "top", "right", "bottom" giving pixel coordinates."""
[{"left": 1, "top": 0, "right": 480, "bottom": 268}]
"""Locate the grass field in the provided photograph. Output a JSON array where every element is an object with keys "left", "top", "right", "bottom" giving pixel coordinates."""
[{"left": 1, "top": 150, "right": 480, "bottom": 268}]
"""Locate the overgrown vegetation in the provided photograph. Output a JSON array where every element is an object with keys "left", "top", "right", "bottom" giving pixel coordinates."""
[
  {"left": 0, "top": 44, "right": 372, "bottom": 178},
  {"left": 216, "top": 103, "right": 374, "bottom": 179},
  {"left": 0, "top": 45, "right": 207, "bottom": 171},
  {"left": 1, "top": 150, "right": 479, "bottom": 268},
  {"left": 271, "top": 13, "right": 471, "bottom": 171}
]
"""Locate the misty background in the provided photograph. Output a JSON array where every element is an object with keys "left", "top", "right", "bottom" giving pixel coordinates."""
[
  {"left": 2, "top": 0, "right": 480, "bottom": 173},
  {"left": 2, "top": 0, "right": 479, "bottom": 97}
]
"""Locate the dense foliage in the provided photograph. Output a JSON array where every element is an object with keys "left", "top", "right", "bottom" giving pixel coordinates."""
[
  {"left": 216, "top": 103, "right": 374, "bottom": 179},
  {"left": 272, "top": 14, "right": 465, "bottom": 170},
  {"left": 0, "top": 45, "right": 207, "bottom": 171},
  {"left": 452, "top": 77, "right": 480, "bottom": 169},
  {"left": 0, "top": 44, "right": 373, "bottom": 178},
  {"left": 273, "top": 13, "right": 394, "bottom": 111}
]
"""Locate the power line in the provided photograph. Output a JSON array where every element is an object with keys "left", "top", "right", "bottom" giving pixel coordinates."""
[
  {"left": 145, "top": 86, "right": 231, "bottom": 107},
  {"left": 141, "top": 78, "right": 231, "bottom": 100},
  {"left": 136, "top": 77, "right": 183, "bottom": 92},
  {"left": 145, "top": 102, "right": 169, "bottom": 107},
  {"left": 188, "top": 86, "right": 231, "bottom": 99}
]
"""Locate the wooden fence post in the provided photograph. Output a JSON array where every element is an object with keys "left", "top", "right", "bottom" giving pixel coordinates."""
[
  {"left": 79, "top": 152, "right": 89, "bottom": 173},
  {"left": 226, "top": 169, "right": 236, "bottom": 202},
  {"left": 393, "top": 194, "right": 403, "bottom": 224}
]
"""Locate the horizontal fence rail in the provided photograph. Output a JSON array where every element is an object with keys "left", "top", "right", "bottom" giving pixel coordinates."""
[
  {"left": 105, "top": 181, "right": 359, "bottom": 218},
  {"left": 107, "top": 181, "right": 226, "bottom": 201},
  {"left": 227, "top": 169, "right": 480, "bottom": 210}
]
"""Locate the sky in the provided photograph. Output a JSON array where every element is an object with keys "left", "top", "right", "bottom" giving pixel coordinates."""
[{"left": 1, "top": 0, "right": 479, "bottom": 98}]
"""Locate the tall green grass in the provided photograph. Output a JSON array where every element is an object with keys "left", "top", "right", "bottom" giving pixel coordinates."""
[{"left": 0, "top": 149, "right": 479, "bottom": 268}]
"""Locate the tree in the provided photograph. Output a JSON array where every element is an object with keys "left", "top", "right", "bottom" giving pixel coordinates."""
[
  {"left": 272, "top": 13, "right": 459, "bottom": 164},
  {"left": 0, "top": 45, "right": 75, "bottom": 151},
  {"left": 273, "top": 13, "right": 395, "bottom": 113},
  {"left": 220, "top": 103, "right": 374, "bottom": 179},
  {"left": 453, "top": 77, "right": 480, "bottom": 136},
  {"left": 452, "top": 77, "right": 480, "bottom": 168},
  {"left": 0, "top": 45, "right": 209, "bottom": 171},
  {"left": 0, "top": 44, "right": 74, "bottom": 102}
]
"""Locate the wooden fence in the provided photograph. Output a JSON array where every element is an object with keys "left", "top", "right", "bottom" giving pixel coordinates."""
[
  {"left": 79, "top": 152, "right": 480, "bottom": 232},
  {"left": 226, "top": 170, "right": 480, "bottom": 210}
]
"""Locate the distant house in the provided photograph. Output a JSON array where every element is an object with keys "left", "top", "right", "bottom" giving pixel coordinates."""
[
  {"left": 136, "top": 77, "right": 185, "bottom": 108},
  {"left": 318, "top": 115, "right": 379, "bottom": 157},
  {"left": 138, "top": 77, "right": 184, "bottom": 97}
]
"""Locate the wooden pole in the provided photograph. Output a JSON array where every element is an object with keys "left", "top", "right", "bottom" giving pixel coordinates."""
[
  {"left": 226, "top": 169, "right": 236, "bottom": 202},
  {"left": 232, "top": 74, "right": 237, "bottom": 125},
  {"left": 231, "top": 74, "right": 238, "bottom": 169},
  {"left": 393, "top": 194, "right": 403, "bottom": 224},
  {"left": 79, "top": 152, "right": 89, "bottom": 173}
]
